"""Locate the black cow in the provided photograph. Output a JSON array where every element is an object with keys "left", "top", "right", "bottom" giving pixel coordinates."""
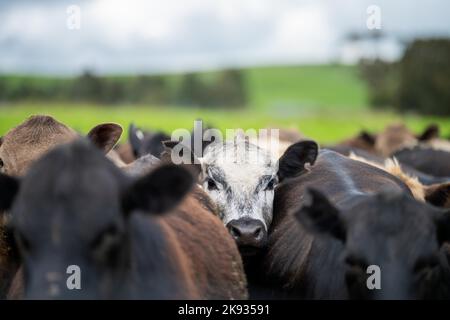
[
  {"left": 266, "top": 148, "right": 450, "bottom": 299},
  {"left": 129, "top": 123, "right": 171, "bottom": 159},
  {"left": 295, "top": 189, "right": 450, "bottom": 299},
  {"left": 393, "top": 146, "right": 450, "bottom": 177},
  {"left": 327, "top": 146, "right": 450, "bottom": 186}
]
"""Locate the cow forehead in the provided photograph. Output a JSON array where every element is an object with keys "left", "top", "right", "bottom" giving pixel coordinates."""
[
  {"left": 213, "top": 163, "right": 275, "bottom": 188},
  {"left": 202, "top": 141, "right": 277, "bottom": 189},
  {"left": 203, "top": 141, "right": 276, "bottom": 165},
  {"left": 0, "top": 132, "right": 78, "bottom": 176}
]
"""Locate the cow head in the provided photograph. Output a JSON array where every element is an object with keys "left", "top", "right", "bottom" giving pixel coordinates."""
[
  {"left": 375, "top": 123, "right": 440, "bottom": 156},
  {"left": 0, "top": 115, "right": 122, "bottom": 176},
  {"left": 0, "top": 140, "right": 193, "bottom": 299},
  {"left": 295, "top": 188, "right": 450, "bottom": 299},
  {"left": 129, "top": 123, "right": 170, "bottom": 158},
  {"left": 167, "top": 137, "right": 318, "bottom": 255}
]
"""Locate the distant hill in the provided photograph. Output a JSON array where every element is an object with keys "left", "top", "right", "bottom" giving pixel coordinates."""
[{"left": 0, "top": 64, "right": 368, "bottom": 110}]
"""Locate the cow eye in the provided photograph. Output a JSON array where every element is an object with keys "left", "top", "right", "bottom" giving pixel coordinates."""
[
  {"left": 264, "top": 177, "right": 277, "bottom": 191},
  {"left": 0, "top": 158, "right": 4, "bottom": 168},
  {"left": 206, "top": 178, "right": 218, "bottom": 191}
]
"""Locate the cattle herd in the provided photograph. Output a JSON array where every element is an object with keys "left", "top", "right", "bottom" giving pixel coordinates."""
[{"left": 0, "top": 115, "right": 449, "bottom": 300}]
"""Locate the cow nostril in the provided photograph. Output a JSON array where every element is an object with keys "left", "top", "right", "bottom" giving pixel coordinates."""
[
  {"left": 253, "top": 227, "right": 262, "bottom": 239},
  {"left": 229, "top": 226, "right": 241, "bottom": 239}
]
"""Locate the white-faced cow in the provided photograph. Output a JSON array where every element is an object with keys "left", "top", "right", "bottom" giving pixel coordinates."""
[{"left": 165, "top": 136, "right": 318, "bottom": 256}]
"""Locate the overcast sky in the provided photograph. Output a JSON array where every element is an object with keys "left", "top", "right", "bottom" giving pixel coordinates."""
[{"left": 1, "top": 0, "right": 449, "bottom": 75}]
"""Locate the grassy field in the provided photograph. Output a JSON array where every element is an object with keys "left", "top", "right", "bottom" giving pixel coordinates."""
[
  {"left": 1, "top": 103, "right": 449, "bottom": 145},
  {"left": 1, "top": 65, "right": 449, "bottom": 144},
  {"left": 246, "top": 64, "right": 368, "bottom": 110}
]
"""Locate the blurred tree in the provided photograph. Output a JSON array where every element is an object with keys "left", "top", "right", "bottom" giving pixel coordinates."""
[
  {"left": 101, "top": 79, "right": 127, "bottom": 104},
  {"left": 177, "top": 73, "right": 206, "bottom": 106},
  {"left": 212, "top": 69, "right": 247, "bottom": 107},
  {"left": 397, "top": 39, "right": 450, "bottom": 115},
  {"left": 130, "top": 75, "right": 169, "bottom": 105},
  {"left": 71, "top": 70, "right": 104, "bottom": 103},
  {"left": 358, "top": 58, "right": 399, "bottom": 108}
]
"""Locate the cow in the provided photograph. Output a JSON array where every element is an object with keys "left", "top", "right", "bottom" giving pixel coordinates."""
[
  {"left": 265, "top": 147, "right": 450, "bottom": 299},
  {"left": 331, "top": 130, "right": 378, "bottom": 155},
  {"left": 294, "top": 189, "right": 450, "bottom": 299},
  {"left": 0, "top": 140, "right": 247, "bottom": 299},
  {"left": 129, "top": 121, "right": 217, "bottom": 160},
  {"left": 163, "top": 136, "right": 318, "bottom": 299},
  {"left": 326, "top": 145, "right": 450, "bottom": 186},
  {"left": 0, "top": 115, "right": 123, "bottom": 299},
  {"left": 393, "top": 146, "right": 450, "bottom": 177},
  {"left": 331, "top": 124, "right": 442, "bottom": 157},
  {"left": 128, "top": 123, "right": 171, "bottom": 159},
  {"left": 0, "top": 115, "right": 123, "bottom": 177},
  {"left": 164, "top": 136, "right": 318, "bottom": 255}
]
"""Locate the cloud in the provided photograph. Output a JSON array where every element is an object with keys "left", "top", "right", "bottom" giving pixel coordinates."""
[{"left": 0, "top": 0, "right": 449, "bottom": 74}]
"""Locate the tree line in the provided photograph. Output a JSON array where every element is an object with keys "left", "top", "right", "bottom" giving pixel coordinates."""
[
  {"left": 359, "top": 38, "right": 450, "bottom": 116},
  {"left": 0, "top": 69, "right": 247, "bottom": 108}
]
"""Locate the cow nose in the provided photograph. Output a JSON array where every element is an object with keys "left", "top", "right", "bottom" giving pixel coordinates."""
[{"left": 226, "top": 219, "right": 267, "bottom": 249}]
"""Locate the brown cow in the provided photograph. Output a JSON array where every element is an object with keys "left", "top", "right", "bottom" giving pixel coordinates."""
[
  {"left": 331, "top": 123, "right": 443, "bottom": 157},
  {"left": 0, "top": 140, "right": 247, "bottom": 299},
  {"left": 0, "top": 115, "right": 123, "bottom": 177}
]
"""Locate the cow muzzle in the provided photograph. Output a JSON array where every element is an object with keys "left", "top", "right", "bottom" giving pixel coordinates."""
[{"left": 226, "top": 218, "right": 267, "bottom": 255}]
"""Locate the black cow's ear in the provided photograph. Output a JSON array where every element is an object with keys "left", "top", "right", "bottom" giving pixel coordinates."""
[
  {"left": 294, "top": 188, "right": 346, "bottom": 242},
  {"left": 278, "top": 140, "right": 318, "bottom": 182},
  {"left": 0, "top": 173, "right": 20, "bottom": 211},
  {"left": 87, "top": 123, "right": 123, "bottom": 154},
  {"left": 425, "top": 183, "right": 450, "bottom": 208},
  {"left": 418, "top": 124, "right": 440, "bottom": 141},
  {"left": 358, "top": 130, "right": 376, "bottom": 146},
  {"left": 129, "top": 123, "right": 144, "bottom": 158},
  {"left": 122, "top": 164, "right": 194, "bottom": 215},
  {"left": 434, "top": 210, "right": 450, "bottom": 245}
]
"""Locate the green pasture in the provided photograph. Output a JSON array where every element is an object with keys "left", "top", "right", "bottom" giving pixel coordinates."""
[
  {"left": 1, "top": 65, "right": 449, "bottom": 144},
  {"left": 0, "top": 103, "right": 449, "bottom": 145}
]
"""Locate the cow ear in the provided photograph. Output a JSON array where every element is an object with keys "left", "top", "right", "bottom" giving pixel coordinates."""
[
  {"left": 425, "top": 183, "right": 450, "bottom": 208},
  {"left": 358, "top": 130, "right": 376, "bottom": 146},
  {"left": 0, "top": 173, "right": 20, "bottom": 211},
  {"left": 277, "top": 140, "right": 318, "bottom": 182},
  {"left": 418, "top": 124, "right": 440, "bottom": 141},
  {"left": 122, "top": 164, "right": 194, "bottom": 215},
  {"left": 294, "top": 188, "right": 346, "bottom": 242},
  {"left": 87, "top": 123, "right": 123, "bottom": 154},
  {"left": 434, "top": 210, "right": 450, "bottom": 245},
  {"left": 129, "top": 123, "right": 144, "bottom": 158}
]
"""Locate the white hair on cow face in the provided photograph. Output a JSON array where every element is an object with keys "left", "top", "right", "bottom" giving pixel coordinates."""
[{"left": 199, "top": 138, "right": 278, "bottom": 231}]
